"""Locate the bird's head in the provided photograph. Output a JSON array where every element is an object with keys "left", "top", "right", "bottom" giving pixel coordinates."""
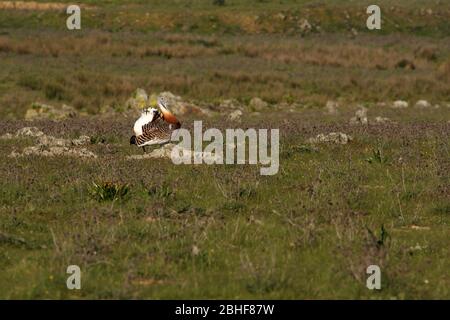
[{"left": 130, "top": 135, "right": 137, "bottom": 145}]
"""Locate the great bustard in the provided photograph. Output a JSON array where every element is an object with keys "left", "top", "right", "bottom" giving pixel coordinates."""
[{"left": 130, "top": 97, "right": 181, "bottom": 152}]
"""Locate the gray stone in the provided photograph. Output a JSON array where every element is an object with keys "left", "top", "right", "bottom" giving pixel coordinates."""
[
  {"left": 415, "top": 100, "right": 431, "bottom": 108},
  {"left": 16, "top": 127, "right": 45, "bottom": 137},
  {"left": 325, "top": 100, "right": 339, "bottom": 115},
  {"left": 308, "top": 132, "right": 353, "bottom": 145},
  {"left": 350, "top": 107, "right": 368, "bottom": 125},
  {"left": 25, "top": 102, "right": 77, "bottom": 121},
  {"left": 374, "top": 116, "right": 395, "bottom": 124},
  {"left": 391, "top": 100, "right": 409, "bottom": 109},
  {"left": 249, "top": 97, "right": 268, "bottom": 111},
  {"left": 6, "top": 127, "right": 96, "bottom": 158},
  {"left": 228, "top": 109, "right": 243, "bottom": 121}
]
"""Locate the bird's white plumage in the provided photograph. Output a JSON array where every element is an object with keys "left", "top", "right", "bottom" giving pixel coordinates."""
[{"left": 133, "top": 108, "right": 158, "bottom": 136}]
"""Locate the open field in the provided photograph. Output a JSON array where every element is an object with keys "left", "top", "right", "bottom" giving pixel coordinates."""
[
  {"left": 1, "top": 107, "right": 449, "bottom": 299},
  {"left": 0, "top": 0, "right": 449, "bottom": 299}
]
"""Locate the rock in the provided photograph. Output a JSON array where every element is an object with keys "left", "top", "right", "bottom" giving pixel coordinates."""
[
  {"left": 123, "top": 89, "right": 212, "bottom": 116},
  {"left": 324, "top": 100, "right": 339, "bottom": 115},
  {"left": 391, "top": 100, "right": 409, "bottom": 109},
  {"left": 408, "top": 244, "right": 427, "bottom": 253},
  {"left": 16, "top": 127, "right": 45, "bottom": 137},
  {"left": 36, "top": 135, "right": 90, "bottom": 147},
  {"left": 298, "top": 18, "right": 312, "bottom": 35},
  {"left": 127, "top": 143, "right": 177, "bottom": 160},
  {"left": 228, "top": 109, "right": 243, "bottom": 121},
  {"left": 127, "top": 143, "right": 221, "bottom": 163},
  {"left": 99, "top": 105, "right": 118, "bottom": 115},
  {"left": 249, "top": 97, "right": 268, "bottom": 111},
  {"left": 10, "top": 146, "right": 96, "bottom": 159},
  {"left": 25, "top": 103, "right": 77, "bottom": 121},
  {"left": 6, "top": 127, "right": 96, "bottom": 158},
  {"left": 349, "top": 107, "right": 368, "bottom": 125},
  {"left": 308, "top": 132, "right": 353, "bottom": 145},
  {"left": 37, "top": 135, "right": 70, "bottom": 147},
  {"left": 415, "top": 100, "right": 431, "bottom": 108},
  {"left": 149, "top": 143, "right": 176, "bottom": 159},
  {"left": 374, "top": 116, "right": 395, "bottom": 124},
  {"left": 409, "top": 225, "right": 431, "bottom": 231},
  {"left": 71, "top": 135, "right": 91, "bottom": 146},
  {"left": 125, "top": 88, "right": 149, "bottom": 110},
  {"left": 1, "top": 127, "right": 42, "bottom": 139}
]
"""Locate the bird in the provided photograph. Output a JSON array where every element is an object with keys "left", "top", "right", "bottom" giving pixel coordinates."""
[{"left": 130, "top": 96, "right": 181, "bottom": 153}]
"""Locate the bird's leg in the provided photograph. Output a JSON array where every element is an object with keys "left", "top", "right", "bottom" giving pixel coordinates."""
[{"left": 142, "top": 146, "right": 147, "bottom": 153}]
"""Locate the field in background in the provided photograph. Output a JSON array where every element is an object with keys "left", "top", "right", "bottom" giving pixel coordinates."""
[
  {"left": 0, "top": 0, "right": 449, "bottom": 118},
  {"left": 0, "top": 0, "right": 449, "bottom": 299}
]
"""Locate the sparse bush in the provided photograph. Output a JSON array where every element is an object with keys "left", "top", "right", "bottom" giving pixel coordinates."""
[
  {"left": 17, "top": 75, "right": 42, "bottom": 91},
  {"left": 222, "top": 201, "right": 244, "bottom": 211},
  {"left": 90, "top": 135, "right": 107, "bottom": 144},
  {"left": 234, "top": 187, "right": 256, "bottom": 200},
  {"left": 432, "top": 203, "right": 450, "bottom": 215},
  {"left": 366, "top": 148, "right": 388, "bottom": 164},
  {"left": 395, "top": 59, "right": 415, "bottom": 70},
  {"left": 44, "top": 83, "right": 67, "bottom": 101},
  {"left": 89, "top": 181, "right": 129, "bottom": 202},
  {"left": 366, "top": 224, "right": 390, "bottom": 247}
]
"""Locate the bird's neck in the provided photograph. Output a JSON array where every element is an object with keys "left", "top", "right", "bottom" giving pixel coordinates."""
[{"left": 162, "top": 110, "right": 179, "bottom": 125}]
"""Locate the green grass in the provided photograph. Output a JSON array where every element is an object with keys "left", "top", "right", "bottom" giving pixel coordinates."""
[
  {"left": 0, "top": 108, "right": 449, "bottom": 299},
  {"left": 0, "top": 0, "right": 449, "bottom": 119}
]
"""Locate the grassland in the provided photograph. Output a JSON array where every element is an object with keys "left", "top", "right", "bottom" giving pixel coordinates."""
[{"left": 0, "top": 0, "right": 449, "bottom": 299}]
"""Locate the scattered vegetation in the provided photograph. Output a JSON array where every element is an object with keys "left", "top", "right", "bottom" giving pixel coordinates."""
[
  {"left": 366, "top": 147, "right": 389, "bottom": 164},
  {"left": 0, "top": 0, "right": 448, "bottom": 300},
  {"left": 148, "top": 184, "right": 174, "bottom": 200},
  {"left": 89, "top": 181, "right": 130, "bottom": 202}
]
